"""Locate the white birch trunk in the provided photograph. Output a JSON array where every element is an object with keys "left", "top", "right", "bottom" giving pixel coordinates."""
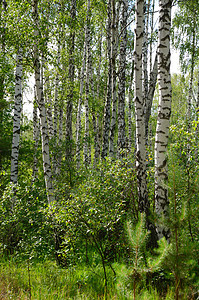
[
  {"left": 43, "top": 61, "right": 54, "bottom": 139},
  {"left": 187, "top": 30, "right": 196, "bottom": 165},
  {"left": 54, "top": 41, "right": 60, "bottom": 140},
  {"left": 149, "top": 0, "right": 155, "bottom": 74},
  {"left": 117, "top": 0, "right": 128, "bottom": 157},
  {"left": 128, "top": 61, "right": 134, "bottom": 151},
  {"left": 109, "top": 0, "right": 119, "bottom": 157},
  {"left": 94, "top": 31, "right": 103, "bottom": 163},
  {"left": 155, "top": 0, "right": 172, "bottom": 240},
  {"left": 84, "top": 0, "right": 91, "bottom": 165},
  {"left": 32, "top": 0, "right": 54, "bottom": 204},
  {"left": 32, "top": 86, "right": 40, "bottom": 180},
  {"left": 143, "top": 1, "right": 149, "bottom": 121},
  {"left": 195, "top": 68, "right": 199, "bottom": 162},
  {"left": 145, "top": 52, "right": 158, "bottom": 141},
  {"left": 134, "top": 0, "right": 148, "bottom": 212},
  {"left": 66, "top": 0, "right": 76, "bottom": 160},
  {"left": 101, "top": 0, "right": 112, "bottom": 159},
  {"left": 76, "top": 34, "right": 87, "bottom": 167},
  {"left": 10, "top": 49, "right": 23, "bottom": 185}
]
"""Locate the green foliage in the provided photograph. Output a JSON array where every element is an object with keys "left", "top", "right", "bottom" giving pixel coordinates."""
[
  {"left": 55, "top": 157, "right": 138, "bottom": 267},
  {"left": 172, "top": 0, "right": 199, "bottom": 72},
  {"left": 0, "top": 183, "right": 55, "bottom": 261}
]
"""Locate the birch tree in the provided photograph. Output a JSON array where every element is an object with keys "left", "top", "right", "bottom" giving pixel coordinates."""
[
  {"left": 10, "top": 49, "right": 23, "bottom": 185},
  {"left": 134, "top": 0, "right": 148, "bottom": 213},
  {"left": 155, "top": 0, "right": 172, "bottom": 240},
  {"left": 66, "top": 0, "right": 76, "bottom": 160},
  {"left": 117, "top": 0, "right": 128, "bottom": 157},
  {"left": 32, "top": 0, "right": 54, "bottom": 204},
  {"left": 83, "top": 0, "right": 91, "bottom": 165},
  {"left": 101, "top": 0, "right": 112, "bottom": 159},
  {"left": 109, "top": 0, "right": 120, "bottom": 157},
  {"left": 32, "top": 88, "right": 40, "bottom": 180},
  {"left": 76, "top": 37, "right": 86, "bottom": 167}
]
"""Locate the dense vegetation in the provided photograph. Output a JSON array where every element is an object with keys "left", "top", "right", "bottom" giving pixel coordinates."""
[{"left": 0, "top": 0, "right": 199, "bottom": 299}]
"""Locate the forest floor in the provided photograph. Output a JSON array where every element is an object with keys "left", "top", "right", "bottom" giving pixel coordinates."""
[{"left": 0, "top": 259, "right": 195, "bottom": 300}]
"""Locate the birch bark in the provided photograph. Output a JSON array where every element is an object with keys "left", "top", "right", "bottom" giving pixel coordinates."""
[
  {"left": 94, "top": 31, "right": 102, "bottom": 163},
  {"left": 109, "top": 0, "right": 120, "bottom": 157},
  {"left": 54, "top": 40, "right": 61, "bottom": 141},
  {"left": 117, "top": 0, "right": 128, "bottom": 157},
  {"left": 66, "top": 0, "right": 76, "bottom": 160},
  {"left": 145, "top": 52, "right": 158, "bottom": 141},
  {"left": 32, "top": 89, "right": 40, "bottom": 180},
  {"left": 10, "top": 49, "right": 23, "bottom": 185},
  {"left": 76, "top": 37, "right": 86, "bottom": 167},
  {"left": 196, "top": 68, "right": 199, "bottom": 162},
  {"left": 32, "top": 0, "right": 54, "bottom": 204},
  {"left": 84, "top": 0, "right": 91, "bottom": 165},
  {"left": 155, "top": 0, "right": 172, "bottom": 240},
  {"left": 134, "top": 0, "right": 148, "bottom": 212},
  {"left": 101, "top": 0, "right": 112, "bottom": 159},
  {"left": 128, "top": 61, "right": 134, "bottom": 151}
]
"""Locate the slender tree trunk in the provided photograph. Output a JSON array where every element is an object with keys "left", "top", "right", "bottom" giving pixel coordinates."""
[
  {"left": 101, "top": 0, "right": 112, "bottom": 159},
  {"left": 187, "top": 29, "right": 196, "bottom": 165},
  {"left": 32, "top": 86, "right": 40, "bottom": 180},
  {"left": 134, "top": 0, "right": 148, "bottom": 212},
  {"left": 84, "top": 0, "right": 92, "bottom": 166},
  {"left": 109, "top": 0, "right": 119, "bottom": 157},
  {"left": 143, "top": 1, "right": 149, "bottom": 124},
  {"left": 195, "top": 67, "right": 199, "bottom": 162},
  {"left": 94, "top": 30, "right": 103, "bottom": 164},
  {"left": 32, "top": 0, "right": 54, "bottom": 204},
  {"left": 43, "top": 59, "right": 54, "bottom": 139},
  {"left": 128, "top": 61, "right": 134, "bottom": 152},
  {"left": 117, "top": 0, "right": 128, "bottom": 157},
  {"left": 10, "top": 49, "right": 23, "bottom": 185},
  {"left": 66, "top": 0, "right": 76, "bottom": 160},
  {"left": 54, "top": 40, "right": 61, "bottom": 141},
  {"left": 145, "top": 52, "right": 158, "bottom": 141},
  {"left": 155, "top": 0, "right": 172, "bottom": 241},
  {"left": 76, "top": 37, "right": 86, "bottom": 167},
  {"left": 0, "top": 0, "right": 6, "bottom": 125},
  {"left": 149, "top": 0, "right": 155, "bottom": 74}
]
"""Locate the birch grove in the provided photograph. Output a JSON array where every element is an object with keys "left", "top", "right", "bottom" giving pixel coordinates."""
[{"left": 2, "top": 0, "right": 199, "bottom": 276}]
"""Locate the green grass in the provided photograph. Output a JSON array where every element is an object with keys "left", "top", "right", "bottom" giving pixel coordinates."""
[{"left": 0, "top": 259, "right": 194, "bottom": 299}]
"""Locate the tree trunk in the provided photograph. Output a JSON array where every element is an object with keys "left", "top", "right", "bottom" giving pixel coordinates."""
[
  {"left": 84, "top": 0, "right": 91, "bottom": 166},
  {"left": 145, "top": 52, "right": 158, "bottom": 142},
  {"left": 32, "top": 86, "right": 40, "bottom": 180},
  {"left": 128, "top": 61, "right": 134, "bottom": 152},
  {"left": 76, "top": 37, "right": 86, "bottom": 167},
  {"left": 195, "top": 67, "right": 199, "bottom": 162},
  {"left": 101, "top": 0, "right": 112, "bottom": 159},
  {"left": 94, "top": 30, "right": 103, "bottom": 164},
  {"left": 66, "top": 0, "right": 76, "bottom": 160},
  {"left": 32, "top": 0, "right": 54, "bottom": 204},
  {"left": 155, "top": 0, "right": 172, "bottom": 241},
  {"left": 10, "top": 49, "right": 23, "bottom": 185},
  {"left": 117, "top": 0, "right": 128, "bottom": 158},
  {"left": 109, "top": 0, "right": 120, "bottom": 158},
  {"left": 54, "top": 40, "right": 61, "bottom": 141},
  {"left": 134, "top": 0, "right": 148, "bottom": 213}
]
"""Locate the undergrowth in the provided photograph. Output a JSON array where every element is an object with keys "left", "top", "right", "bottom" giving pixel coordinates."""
[{"left": 0, "top": 259, "right": 194, "bottom": 300}]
